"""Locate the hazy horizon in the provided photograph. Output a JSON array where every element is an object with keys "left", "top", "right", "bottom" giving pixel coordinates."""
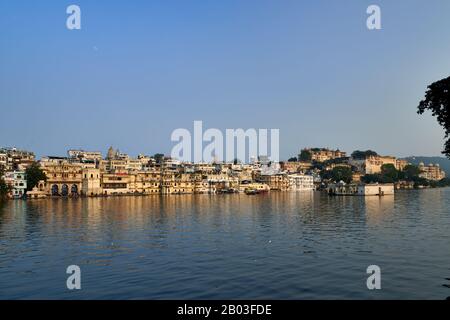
[{"left": 1, "top": 0, "right": 450, "bottom": 159}]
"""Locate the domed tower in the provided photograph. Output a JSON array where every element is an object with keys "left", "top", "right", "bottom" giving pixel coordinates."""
[{"left": 106, "top": 146, "right": 115, "bottom": 160}]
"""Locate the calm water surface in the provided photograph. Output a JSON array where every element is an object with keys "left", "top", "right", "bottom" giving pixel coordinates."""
[{"left": 0, "top": 189, "right": 449, "bottom": 299}]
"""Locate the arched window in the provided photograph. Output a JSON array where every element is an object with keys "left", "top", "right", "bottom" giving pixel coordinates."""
[
  {"left": 71, "top": 185, "right": 78, "bottom": 195},
  {"left": 51, "top": 185, "right": 59, "bottom": 196},
  {"left": 61, "top": 184, "right": 69, "bottom": 196}
]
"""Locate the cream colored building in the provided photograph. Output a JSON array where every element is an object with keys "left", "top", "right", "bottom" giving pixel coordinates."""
[
  {"left": 257, "top": 173, "right": 289, "bottom": 191},
  {"left": 161, "top": 173, "right": 196, "bottom": 194},
  {"left": 41, "top": 161, "right": 83, "bottom": 196},
  {"left": 418, "top": 162, "right": 446, "bottom": 181},
  {"left": 301, "top": 148, "right": 346, "bottom": 162},
  {"left": 82, "top": 168, "right": 102, "bottom": 196},
  {"left": 288, "top": 174, "right": 315, "bottom": 191},
  {"left": 101, "top": 172, "right": 132, "bottom": 195},
  {"left": 134, "top": 171, "right": 161, "bottom": 194},
  {"left": 0, "top": 147, "right": 35, "bottom": 171},
  {"left": 281, "top": 161, "right": 312, "bottom": 173},
  {"left": 357, "top": 184, "right": 394, "bottom": 196},
  {"left": 239, "top": 182, "right": 270, "bottom": 193},
  {"left": 395, "top": 159, "right": 410, "bottom": 171},
  {"left": 350, "top": 155, "right": 397, "bottom": 175},
  {"left": 67, "top": 149, "right": 103, "bottom": 162},
  {"left": 328, "top": 182, "right": 394, "bottom": 196}
]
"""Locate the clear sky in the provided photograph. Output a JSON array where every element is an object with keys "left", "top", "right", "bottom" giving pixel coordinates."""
[{"left": 1, "top": 0, "right": 450, "bottom": 160}]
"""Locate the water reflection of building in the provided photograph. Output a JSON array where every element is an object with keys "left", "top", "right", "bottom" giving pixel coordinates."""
[{"left": 364, "top": 195, "right": 394, "bottom": 225}]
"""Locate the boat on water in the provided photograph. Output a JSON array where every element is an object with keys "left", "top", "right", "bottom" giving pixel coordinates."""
[{"left": 244, "top": 188, "right": 269, "bottom": 195}]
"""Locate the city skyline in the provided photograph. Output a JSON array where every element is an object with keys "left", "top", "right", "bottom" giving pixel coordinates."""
[{"left": 2, "top": 0, "right": 450, "bottom": 159}]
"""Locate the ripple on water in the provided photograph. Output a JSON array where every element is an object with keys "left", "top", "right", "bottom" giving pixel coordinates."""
[{"left": 0, "top": 189, "right": 449, "bottom": 299}]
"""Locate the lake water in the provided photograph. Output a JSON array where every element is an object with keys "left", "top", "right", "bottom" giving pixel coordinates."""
[{"left": 0, "top": 188, "right": 449, "bottom": 299}]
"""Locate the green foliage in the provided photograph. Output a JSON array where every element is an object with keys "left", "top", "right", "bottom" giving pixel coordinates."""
[
  {"left": 418, "top": 76, "right": 450, "bottom": 158},
  {"left": 380, "top": 164, "right": 399, "bottom": 181},
  {"left": 351, "top": 150, "right": 378, "bottom": 159},
  {"left": 322, "top": 166, "right": 353, "bottom": 184},
  {"left": 299, "top": 150, "right": 312, "bottom": 161},
  {"left": 0, "top": 180, "right": 9, "bottom": 199},
  {"left": 288, "top": 157, "right": 298, "bottom": 162},
  {"left": 0, "top": 165, "right": 8, "bottom": 199},
  {"left": 432, "top": 178, "right": 450, "bottom": 187},
  {"left": 402, "top": 164, "right": 421, "bottom": 180},
  {"left": 361, "top": 163, "right": 430, "bottom": 187},
  {"left": 25, "top": 162, "right": 47, "bottom": 191},
  {"left": 153, "top": 153, "right": 165, "bottom": 164}
]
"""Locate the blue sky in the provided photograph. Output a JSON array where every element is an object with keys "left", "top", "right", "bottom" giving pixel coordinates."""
[{"left": 1, "top": 0, "right": 450, "bottom": 159}]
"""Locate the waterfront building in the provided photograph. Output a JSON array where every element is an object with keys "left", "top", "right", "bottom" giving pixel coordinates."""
[
  {"left": 207, "top": 174, "right": 240, "bottom": 193},
  {"left": 239, "top": 181, "right": 270, "bottom": 193},
  {"left": 357, "top": 184, "right": 394, "bottom": 196},
  {"left": 134, "top": 170, "right": 162, "bottom": 194},
  {"left": 328, "top": 182, "right": 394, "bottom": 196},
  {"left": 257, "top": 172, "right": 289, "bottom": 191},
  {"left": 194, "top": 178, "right": 212, "bottom": 194},
  {"left": 26, "top": 186, "right": 47, "bottom": 199},
  {"left": 101, "top": 172, "right": 132, "bottom": 195},
  {"left": 288, "top": 174, "right": 315, "bottom": 191},
  {"left": 418, "top": 162, "right": 446, "bottom": 181},
  {"left": 4, "top": 171, "right": 27, "bottom": 198},
  {"left": 40, "top": 160, "right": 83, "bottom": 196},
  {"left": 161, "top": 173, "right": 196, "bottom": 194},
  {"left": 81, "top": 168, "right": 102, "bottom": 196}
]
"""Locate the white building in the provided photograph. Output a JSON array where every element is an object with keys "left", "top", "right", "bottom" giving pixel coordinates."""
[
  {"left": 4, "top": 171, "right": 27, "bottom": 199},
  {"left": 288, "top": 174, "right": 315, "bottom": 191},
  {"left": 357, "top": 184, "right": 394, "bottom": 196}
]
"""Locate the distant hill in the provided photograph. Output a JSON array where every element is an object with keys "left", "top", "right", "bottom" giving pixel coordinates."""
[{"left": 402, "top": 156, "right": 450, "bottom": 175}]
